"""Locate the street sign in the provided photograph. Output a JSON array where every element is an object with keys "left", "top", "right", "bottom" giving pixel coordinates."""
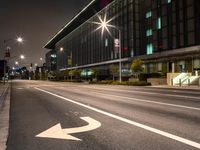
[{"left": 114, "top": 39, "right": 120, "bottom": 48}]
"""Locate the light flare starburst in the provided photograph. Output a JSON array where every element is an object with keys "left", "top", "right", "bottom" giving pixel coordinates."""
[{"left": 91, "top": 13, "right": 116, "bottom": 37}]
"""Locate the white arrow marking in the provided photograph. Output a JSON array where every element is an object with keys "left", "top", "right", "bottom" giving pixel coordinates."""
[{"left": 36, "top": 117, "right": 101, "bottom": 141}]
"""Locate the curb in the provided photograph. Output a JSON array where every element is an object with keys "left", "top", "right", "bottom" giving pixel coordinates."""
[
  {"left": 0, "top": 84, "right": 11, "bottom": 150},
  {"left": 150, "top": 85, "right": 200, "bottom": 91},
  {"left": 0, "top": 85, "right": 9, "bottom": 109}
]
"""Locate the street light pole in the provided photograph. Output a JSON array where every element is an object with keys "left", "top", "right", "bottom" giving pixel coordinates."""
[
  {"left": 2, "top": 37, "right": 24, "bottom": 84},
  {"left": 3, "top": 40, "right": 10, "bottom": 85},
  {"left": 93, "top": 14, "right": 122, "bottom": 82},
  {"left": 118, "top": 29, "right": 122, "bottom": 83}
]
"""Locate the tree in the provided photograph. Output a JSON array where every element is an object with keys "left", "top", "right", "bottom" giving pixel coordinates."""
[
  {"left": 63, "top": 70, "right": 69, "bottom": 80},
  {"left": 42, "top": 72, "right": 48, "bottom": 80},
  {"left": 130, "top": 59, "right": 144, "bottom": 78},
  {"left": 91, "top": 67, "right": 100, "bottom": 80},
  {"left": 69, "top": 69, "right": 81, "bottom": 80},
  {"left": 109, "top": 64, "right": 119, "bottom": 81},
  {"left": 34, "top": 71, "right": 40, "bottom": 80},
  {"left": 48, "top": 71, "right": 56, "bottom": 80},
  {"left": 69, "top": 70, "right": 74, "bottom": 80},
  {"left": 74, "top": 69, "right": 81, "bottom": 79}
]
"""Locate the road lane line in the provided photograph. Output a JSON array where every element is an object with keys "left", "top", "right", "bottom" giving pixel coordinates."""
[
  {"left": 57, "top": 87, "right": 200, "bottom": 111},
  {"left": 85, "top": 90, "right": 200, "bottom": 111},
  {"left": 35, "top": 87, "right": 200, "bottom": 149},
  {"left": 81, "top": 86, "right": 200, "bottom": 100}
]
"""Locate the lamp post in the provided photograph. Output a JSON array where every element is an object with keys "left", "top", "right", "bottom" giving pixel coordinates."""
[
  {"left": 117, "top": 29, "right": 122, "bottom": 83},
  {"left": 94, "top": 15, "right": 122, "bottom": 82},
  {"left": 2, "top": 37, "right": 24, "bottom": 84}
]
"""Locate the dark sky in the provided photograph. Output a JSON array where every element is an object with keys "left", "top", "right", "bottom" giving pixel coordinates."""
[{"left": 0, "top": 0, "right": 90, "bottom": 68}]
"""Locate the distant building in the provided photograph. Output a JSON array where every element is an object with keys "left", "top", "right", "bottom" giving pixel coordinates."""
[
  {"left": 0, "top": 60, "right": 7, "bottom": 79},
  {"left": 45, "top": 50, "right": 57, "bottom": 71},
  {"left": 44, "top": 0, "right": 200, "bottom": 76}
]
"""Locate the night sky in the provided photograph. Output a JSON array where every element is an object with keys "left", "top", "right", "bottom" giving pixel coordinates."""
[{"left": 0, "top": 0, "right": 90, "bottom": 68}]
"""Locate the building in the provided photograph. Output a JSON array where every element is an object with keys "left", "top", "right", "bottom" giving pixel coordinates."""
[
  {"left": 45, "top": 50, "right": 57, "bottom": 71},
  {"left": 0, "top": 60, "right": 7, "bottom": 79},
  {"left": 45, "top": 0, "right": 200, "bottom": 79}
]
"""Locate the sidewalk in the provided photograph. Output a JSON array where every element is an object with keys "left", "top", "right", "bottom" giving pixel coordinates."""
[
  {"left": 0, "top": 81, "right": 11, "bottom": 150},
  {"left": 151, "top": 85, "right": 200, "bottom": 91},
  {"left": 0, "top": 82, "right": 9, "bottom": 108}
]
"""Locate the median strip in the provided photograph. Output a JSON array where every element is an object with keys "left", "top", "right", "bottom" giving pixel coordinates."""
[{"left": 35, "top": 87, "right": 200, "bottom": 149}]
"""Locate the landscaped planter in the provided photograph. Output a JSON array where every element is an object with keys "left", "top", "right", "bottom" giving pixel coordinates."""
[{"left": 147, "top": 78, "right": 167, "bottom": 86}]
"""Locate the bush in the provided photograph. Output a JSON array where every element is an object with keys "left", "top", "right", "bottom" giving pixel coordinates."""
[
  {"left": 63, "top": 80, "right": 83, "bottom": 83},
  {"left": 89, "top": 80, "right": 151, "bottom": 86},
  {"left": 139, "top": 73, "right": 165, "bottom": 81},
  {"left": 89, "top": 80, "right": 113, "bottom": 84},
  {"left": 112, "top": 81, "right": 151, "bottom": 86}
]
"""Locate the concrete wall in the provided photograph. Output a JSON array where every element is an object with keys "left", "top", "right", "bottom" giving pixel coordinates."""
[{"left": 147, "top": 78, "right": 167, "bottom": 86}]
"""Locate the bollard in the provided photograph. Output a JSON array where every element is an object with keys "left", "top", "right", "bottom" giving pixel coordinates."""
[
  {"left": 179, "top": 79, "right": 181, "bottom": 86},
  {"left": 171, "top": 79, "right": 173, "bottom": 86},
  {"left": 188, "top": 79, "right": 190, "bottom": 86}
]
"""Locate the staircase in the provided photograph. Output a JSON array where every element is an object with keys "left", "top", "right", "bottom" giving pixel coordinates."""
[
  {"left": 172, "top": 73, "right": 200, "bottom": 86},
  {"left": 172, "top": 73, "right": 189, "bottom": 86},
  {"left": 182, "top": 76, "right": 200, "bottom": 85}
]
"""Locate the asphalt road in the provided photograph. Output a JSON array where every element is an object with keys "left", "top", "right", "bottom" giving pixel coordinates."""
[{"left": 6, "top": 80, "right": 200, "bottom": 150}]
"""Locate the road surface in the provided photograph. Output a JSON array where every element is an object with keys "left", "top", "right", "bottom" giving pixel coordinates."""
[{"left": 7, "top": 80, "right": 200, "bottom": 150}]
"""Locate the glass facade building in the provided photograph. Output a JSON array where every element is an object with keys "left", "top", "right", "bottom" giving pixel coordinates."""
[
  {"left": 45, "top": 0, "right": 200, "bottom": 76},
  {"left": 45, "top": 50, "right": 57, "bottom": 71}
]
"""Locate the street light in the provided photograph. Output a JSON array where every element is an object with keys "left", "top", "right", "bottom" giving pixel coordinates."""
[
  {"left": 2, "top": 36, "right": 24, "bottom": 84},
  {"left": 20, "top": 54, "right": 25, "bottom": 60},
  {"left": 40, "top": 57, "right": 44, "bottom": 64},
  {"left": 60, "top": 47, "right": 64, "bottom": 52},
  {"left": 15, "top": 61, "right": 19, "bottom": 65},
  {"left": 16, "top": 37, "right": 24, "bottom": 43},
  {"left": 93, "top": 14, "right": 122, "bottom": 82}
]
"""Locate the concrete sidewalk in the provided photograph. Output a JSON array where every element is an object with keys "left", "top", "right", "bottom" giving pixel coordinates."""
[
  {"left": 0, "top": 82, "right": 11, "bottom": 150},
  {"left": 151, "top": 85, "right": 200, "bottom": 91},
  {"left": 0, "top": 82, "right": 9, "bottom": 107}
]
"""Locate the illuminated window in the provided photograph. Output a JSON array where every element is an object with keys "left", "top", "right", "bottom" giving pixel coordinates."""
[
  {"left": 105, "top": 38, "right": 108, "bottom": 47},
  {"left": 168, "top": 0, "right": 171, "bottom": 3},
  {"left": 146, "top": 29, "right": 152, "bottom": 36},
  {"left": 51, "top": 54, "right": 57, "bottom": 58},
  {"left": 146, "top": 11, "right": 152, "bottom": 18},
  {"left": 146, "top": 43, "right": 153, "bottom": 55},
  {"left": 156, "top": 17, "right": 161, "bottom": 29}
]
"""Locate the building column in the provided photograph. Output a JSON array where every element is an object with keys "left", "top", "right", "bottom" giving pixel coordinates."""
[{"left": 172, "top": 62, "right": 175, "bottom": 73}]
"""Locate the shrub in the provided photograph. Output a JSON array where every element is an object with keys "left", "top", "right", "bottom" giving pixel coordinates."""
[
  {"left": 89, "top": 80, "right": 151, "bottom": 86},
  {"left": 63, "top": 80, "right": 83, "bottom": 83},
  {"left": 139, "top": 73, "right": 165, "bottom": 81}
]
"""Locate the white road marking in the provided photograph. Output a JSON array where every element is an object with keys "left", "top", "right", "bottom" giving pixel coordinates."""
[
  {"left": 35, "top": 87, "right": 200, "bottom": 149},
  {"left": 36, "top": 117, "right": 101, "bottom": 141},
  {"left": 55, "top": 87, "right": 200, "bottom": 111},
  {"left": 63, "top": 117, "right": 101, "bottom": 135},
  {"left": 84, "top": 90, "right": 200, "bottom": 111},
  {"left": 36, "top": 123, "right": 80, "bottom": 140},
  {"left": 81, "top": 86, "right": 200, "bottom": 100},
  {"left": 17, "top": 88, "right": 24, "bottom": 90}
]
